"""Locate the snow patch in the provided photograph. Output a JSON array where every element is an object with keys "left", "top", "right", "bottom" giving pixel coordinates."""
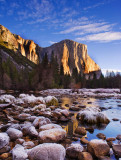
[
  {"left": 0, "top": 94, "right": 15, "bottom": 103},
  {"left": 67, "top": 143, "right": 83, "bottom": 152},
  {"left": 90, "top": 139, "right": 107, "bottom": 144},
  {"left": 32, "top": 104, "right": 46, "bottom": 111},
  {"left": 39, "top": 123, "right": 62, "bottom": 131},
  {"left": 78, "top": 107, "right": 110, "bottom": 124}
]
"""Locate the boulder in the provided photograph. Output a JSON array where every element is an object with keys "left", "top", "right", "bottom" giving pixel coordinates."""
[
  {"left": 69, "top": 105, "right": 80, "bottom": 111},
  {"left": 16, "top": 113, "right": 31, "bottom": 121},
  {"left": 33, "top": 116, "right": 51, "bottom": 128},
  {"left": 77, "top": 107, "right": 110, "bottom": 124},
  {"left": 38, "top": 128, "right": 66, "bottom": 143},
  {"left": 0, "top": 153, "right": 11, "bottom": 159},
  {"left": 7, "top": 128, "right": 23, "bottom": 140},
  {"left": 12, "top": 144, "right": 28, "bottom": 160},
  {"left": 116, "top": 135, "right": 121, "bottom": 140},
  {"left": 52, "top": 111, "right": 62, "bottom": 119},
  {"left": 39, "top": 118, "right": 52, "bottom": 128},
  {"left": 23, "top": 141, "right": 35, "bottom": 149},
  {"left": 28, "top": 143, "right": 65, "bottom": 160},
  {"left": 22, "top": 125, "right": 38, "bottom": 137},
  {"left": 75, "top": 127, "right": 87, "bottom": 135},
  {"left": 15, "top": 138, "right": 25, "bottom": 145},
  {"left": 9, "top": 124, "right": 21, "bottom": 130},
  {"left": 44, "top": 96, "right": 58, "bottom": 106},
  {"left": 98, "top": 156, "right": 111, "bottom": 160},
  {"left": 32, "top": 104, "right": 46, "bottom": 112},
  {"left": 112, "top": 145, "right": 121, "bottom": 158},
  {"left": 96, "top": 133, "right": 106, "bottom": 140},
  {"left": 80, "top": 137, "right": 89, "bottom": 144},
  {"left": 0, "top": 133, "right": 10, "bottom": 149},
  {"left": 0, "top": 145, "right": 10, "bottom": 154},
  {"left": 39, "top": 123, "right": 62, "bottom": 131},
  {"left": 66, "top": 144, "right": 83, "bottom": 159},
  {"left": 106, "top": 138, "right": 116, "bottom": 142},
  {"left": 60, "top": 109, "right": 69, "bottom": 117},
  {"left": 78, "top": 152, "right": 93, "bottom": 160},
  {"left": 87, "top": 139, "right": 110, "bottom": 158}
]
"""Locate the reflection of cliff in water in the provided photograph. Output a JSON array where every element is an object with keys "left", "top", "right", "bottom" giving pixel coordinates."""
[
  {"left": 61, "top": 113, "right": 108, "bottom": 138},
  {"left": 61, "top": 114, "right": 79, "bottom": 137},
  {"left": 60, "top": 96, "right": 108, "bottom": 137}
]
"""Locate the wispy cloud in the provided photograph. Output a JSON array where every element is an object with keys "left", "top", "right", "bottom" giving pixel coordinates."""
[
  {"left": 17, "top": 0, "right": 53, "bottom": 22},
  {"left": 84, "top": 2, "right": 105, "bottom": 10},
  {"left": 59, "top": 22, "right": 112, "bottom": 34},
  {"left": 76, "top": 32, "right": 121, "bottom": 42},
  {"left": 49, "top": 41, "right": 57, "bottom": 45}
]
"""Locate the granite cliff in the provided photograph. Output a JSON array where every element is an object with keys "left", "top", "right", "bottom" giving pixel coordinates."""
[
  {"left": 41, "top": 40, "right": 101, "bottom": 78},
  {"left": 0, "top": 24, "right": 40, "bottom": 64},
  {"left": 0, "top": 25, "right": 101, "bottom": 78}
]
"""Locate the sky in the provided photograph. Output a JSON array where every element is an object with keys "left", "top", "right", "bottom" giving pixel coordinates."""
[{"left": 0, "top": 0, "right": 121, "bottom": 72}]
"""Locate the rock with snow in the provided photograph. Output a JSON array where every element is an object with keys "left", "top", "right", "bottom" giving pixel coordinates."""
[
  {"left": 39, "top": 123, "right": 62, "bottom": 131},
  {"left": 33, "top": 116, "right": 49, "bottom": 128},
  {"left": 0, "top": 133, "right": 10, "bottom": 149},
  {"left": 22, "top": 125, "right": 38, "bottom": 137},
  {"left": 32, "top": 104, "right": 46, "bottom": 112},
  {"left": 15, "top": 139, "right": 25, "bottom": 145},
  {"left": 9, "top": 124, "right": 21, "bottom": 130},
  {"left": 28, "top": 143, "right": 66, "bottom": 160},
  {"left": 12, "top": 144, "right": 28, "bottom": 160},
  {"left": 44, "top": 96, "right": 58, "bottom": 106},
  {"left": 77, "top": 107, "right": 110, "bottom": 124},
  {"left": 7, "top": 128, "right": 23, "bottom": 140},
  {"left": 87, "top": 139, "right": 110, "bottom": 158},
  {"left": 66, "top": 144, "right": 84, "bottom": 159},
  {"left": 27, "top": 116, "right": 37, "bottom": 122},
  {"left": 33, "top": 116, "right": 51, "bottom": 129},
  {"left": 38, "top": 128, "right": 66, "bottom": 143},
  {"left": 23, "top": 141, "right": 35, "bottom": 149},
  {"left": 60, "top": 109, "right": 69, "bottom": 117},
  {"left": 16, "top": 113, "right": 31, "bottom": 121},
  {"left": 18, "top": 94, "right": 45, "bottom": 104},
  {"left": 0, "top": 94, "right": 15, "bottom": 103}
]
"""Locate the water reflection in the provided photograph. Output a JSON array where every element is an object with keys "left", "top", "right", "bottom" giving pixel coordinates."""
[{"left": 60, "top": 96, "right": 121, "bottom": 140}]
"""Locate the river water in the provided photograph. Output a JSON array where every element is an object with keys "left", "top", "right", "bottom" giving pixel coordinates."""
[{"left": 60, "top": 96, "right": 121, "bottom": 160}]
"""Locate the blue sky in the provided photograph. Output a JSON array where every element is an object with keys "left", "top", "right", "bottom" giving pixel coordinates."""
[{"left": 0, "top": 0, "right": 121, "bottom": 71}]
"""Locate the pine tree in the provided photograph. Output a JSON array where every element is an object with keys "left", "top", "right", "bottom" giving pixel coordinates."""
[{"left": 42, "top": 52, "right": 48, "bottom": 67}]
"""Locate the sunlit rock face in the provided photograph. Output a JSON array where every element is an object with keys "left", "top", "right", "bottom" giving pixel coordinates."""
[
  {"left": 0, "top": 25, "right": 101, "bottom": 77},
  {"left": 0, "top": 24, "right": 39, "bottom": 64},
  {"left": 41, "top": 39, "right": 101, "bottom": 77}
]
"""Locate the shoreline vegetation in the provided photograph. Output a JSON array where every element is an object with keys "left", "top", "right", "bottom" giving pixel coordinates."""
[{"left": 0, "top": 50, "right": 121, "bottom": 91}]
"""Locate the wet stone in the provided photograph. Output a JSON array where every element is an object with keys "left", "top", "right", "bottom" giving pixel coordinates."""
[
  {"left": 80, "top": 137, "right": 89, "bottom": 144},
  {"left": 112, "top": 145, "right": 121, "bottom": 158},
  {"left": 116, "top": 135, "right": 121, "bottom": 140},
  {"left": 96, "top": 133, "right": 106, "bottom": 140},
  {"left": 75, "top": 127, "right": 87, "bottom": 136},
  {"left": 112, "top": 118, "right": 119, "bottom": 121},
  {"left": 106, "top": 137, "right": 116, "bottom": 142},
  {"left": 78, "top": 152, "right": 93, "bottom": 160}
]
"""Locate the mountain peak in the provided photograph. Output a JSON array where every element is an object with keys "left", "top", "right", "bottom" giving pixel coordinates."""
[{"left": 0, "top": 24, "right": 101, "bottom": 78}]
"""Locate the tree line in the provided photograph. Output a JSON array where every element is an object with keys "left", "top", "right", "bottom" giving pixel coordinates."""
[{"left": 0, "top": 52, "right": 121, "bottom": 90}]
